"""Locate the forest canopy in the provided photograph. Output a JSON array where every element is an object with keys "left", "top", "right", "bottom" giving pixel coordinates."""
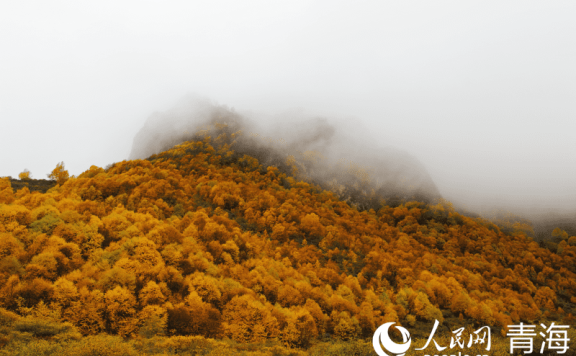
[{"left": 0, "top": 128, "right": 574, "bottom": 355}]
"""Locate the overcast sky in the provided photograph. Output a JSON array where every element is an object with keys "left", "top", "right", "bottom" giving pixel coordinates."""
[{"left": 1, "top": 1, "right": 575, "bottom": 216}]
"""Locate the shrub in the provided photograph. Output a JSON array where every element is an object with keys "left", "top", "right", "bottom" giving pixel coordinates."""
[
  {"left": 18, "top": 170, "right": 31, "bottom": 180},
  {"left": 47, "top": 162, "right": 70, "bottom": 185}
]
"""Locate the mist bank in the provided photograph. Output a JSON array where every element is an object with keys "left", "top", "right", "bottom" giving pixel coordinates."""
[
  {"left": 448, "top": 196, "right": 576, "bottom": 241},
  {"left": 129, "top": 96, "right": 441, "bottom": 209},
  {"left": 128, "top": 96, "right": 576, "bottom": 239}
]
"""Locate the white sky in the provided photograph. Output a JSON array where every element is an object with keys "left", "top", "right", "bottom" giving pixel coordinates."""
[{"left": 1, "top": 1, "right": 575, "bottom": 215}]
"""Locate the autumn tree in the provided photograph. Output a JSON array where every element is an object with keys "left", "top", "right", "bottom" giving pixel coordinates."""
[
  {"left": 104, "top": 286, "right": 138, "bottom": 336},
  {"left": 0, "top": 178, "right": 14, "bottom": 204},
  {"left": 18, "top": 169, "right": 31, "bottom": 180},
  {"left": 279, "top": 307, "right": 317, "bottom": 348},
  {"left": 48, "top": 161, "right": 70, "bottom": 185},
  {"left": 222, "top": 294, "right": 278, "bottom": 343}
]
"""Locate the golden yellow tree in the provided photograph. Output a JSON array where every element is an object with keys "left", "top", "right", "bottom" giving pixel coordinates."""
[
  {"left": 0, "top": 178, "right": 14, "bottom": 204},
  {"left": 104, "top": 286, "right": 138, "bottom": 337},
  {"left": 48, "top": 161, "right": 70, "bottom": 185},
  {"left": 18, "top": 169, "right": 31, "bottom": 180},
  {"left": 280, "top": 307, "right": 318, "bottom": 348},
  {"left": 332, "top": 311, "right": 359, "bottom": 340},
  {"left": 222, "top": 294, "right": 278, "bottom": 342}
]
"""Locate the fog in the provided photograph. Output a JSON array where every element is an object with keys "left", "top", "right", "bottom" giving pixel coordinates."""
[
  {"left": 1, "top": 1, "right": 575, "bottom": 221},
  {"left": 129, "top": 96, "right": 442, "bottom": 208}
]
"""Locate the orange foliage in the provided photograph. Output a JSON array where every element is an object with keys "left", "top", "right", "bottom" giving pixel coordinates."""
[
  {"left": 0, "top": 133, "right": 574, "bottom": 347},
  {"left": 48, "top": 161, "right": 70, "bottom": 185}
]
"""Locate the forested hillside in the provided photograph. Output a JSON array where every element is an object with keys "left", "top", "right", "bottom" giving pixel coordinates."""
[{"left": 0, "top": 129, "right": 575, "bottom": 355}]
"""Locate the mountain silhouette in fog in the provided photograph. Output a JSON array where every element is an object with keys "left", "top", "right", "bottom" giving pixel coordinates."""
[{"left": 129, "top": 97, "right": 441, "bottom": 208}]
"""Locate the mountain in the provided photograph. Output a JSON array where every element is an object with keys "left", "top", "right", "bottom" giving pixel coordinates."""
[
  {"left": 0, "top": 130, "right": 574, "bottom": 355},
  {"left": 129, "top": 98, "right": 442, "bottom": 207}
]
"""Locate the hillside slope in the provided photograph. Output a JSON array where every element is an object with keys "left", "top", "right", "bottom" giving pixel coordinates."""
[
  {"left": 6, "top": 178, "right": 57, "bottom": 194},
  {"left": 0, "top": 134, "right": 575, "bottom": 353},
  {"left": 129, "top": 99, "right": 441, "bottom": 205}
]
